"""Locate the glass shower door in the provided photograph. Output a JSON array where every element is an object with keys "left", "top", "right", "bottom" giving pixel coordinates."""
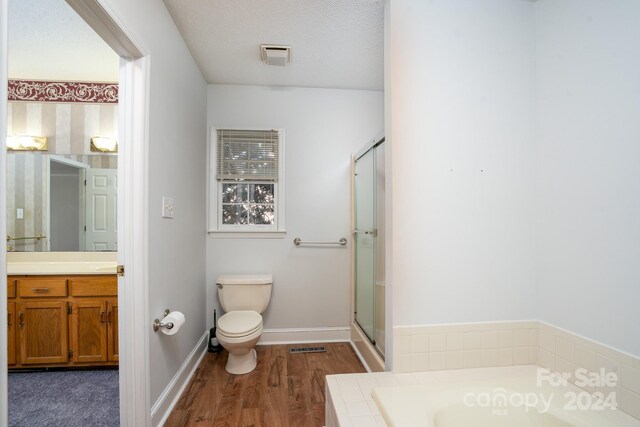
[{"left": 354, "top": 148, "right": 376, "bottom": 343}]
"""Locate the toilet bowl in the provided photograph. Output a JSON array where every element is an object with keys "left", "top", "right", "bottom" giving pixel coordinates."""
[
  {"left": 216, "top": 310, "right": 263, "bottom": 374},
  {"left": 216, "top": 274, "right": 273, "bottom": 374}
]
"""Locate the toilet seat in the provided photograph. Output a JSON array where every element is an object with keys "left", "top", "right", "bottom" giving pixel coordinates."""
[{"left": 217, "top": 310, "right": 263, "bottom": 338}]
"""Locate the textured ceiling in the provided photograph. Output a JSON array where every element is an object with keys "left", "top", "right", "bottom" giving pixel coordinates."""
[
  {"left": 163, "top": 0, "right": 384, "bottom": 90},
  {"left": 8, "top": 0, "right": 119, "bottom": 81}
]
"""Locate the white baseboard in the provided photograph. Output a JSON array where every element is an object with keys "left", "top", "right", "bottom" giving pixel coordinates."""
[
  {"left": 258, "top": 326, "right": 350, "bottom": 345},
  {"left": 151, "top": 331, "right": 208, "bottom": 427}
]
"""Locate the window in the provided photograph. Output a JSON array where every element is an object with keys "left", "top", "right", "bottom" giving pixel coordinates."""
[{"left": 209, "top": 128, "right": 285, "bottom": 237}]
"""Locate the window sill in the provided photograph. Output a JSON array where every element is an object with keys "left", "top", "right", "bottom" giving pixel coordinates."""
[{"left": 207, "top": 230, "right": 287, "bottom": 239}]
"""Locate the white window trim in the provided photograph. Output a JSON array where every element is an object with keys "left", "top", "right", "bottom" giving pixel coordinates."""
[{"left": 207, "top": 127, "right": 286, "bottom": 238}]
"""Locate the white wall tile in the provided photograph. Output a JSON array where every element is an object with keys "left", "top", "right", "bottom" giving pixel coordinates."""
[
  {"left": 555, "top": 356, "right": 575, "bottom": 382},
  {"left": 464, "top": 332, "right": 482, "bottom": 350},
  {"left": 411, "top": 334, "right": 429, "bottom": 353},
  {"left": 447, "top": 333, "right": 464, "bottom": 351},
  {"left": 555, "top": 337, "right": 574, "bottom": 362},
  {"left": 498, "top": 349, "right": 513, "bottom": 366},
  {"left": 429, "top": 352, "right": 446, "bottom": 371},
  {"left": 481, "top": 331, "right": 498, "bottom": 349},
  {"left": 539, "top": 349, "right": 555, "bottom": 370},
  {"left": 463, "top": 350, "right": 482, "bottom": 368},
  {"left": 620, "top": 364, "right": 640, "bottom": 395},
  {"left": 513, "top": 347, "right": 529, "bottom": 365},
  {"left": 410, "top": 353, "right": 429, "bottom": 372},
  {"left": 398, "top": 335, "right": 412, "bottom": 354},
  {"left": 574, "top": 345, "right": 596, "bottom": 371},
  {"left": 481, "top": 349, "right": 498, "bottom": 367},
  {"left": 539, "top": 330, "right": 555, "bottom": 353},
  {"left": 513, "top": 329, "right": 530, "bottom": 347},
  {"left": 619, "top": 387, "right": 640, "bottom": 420},
  {"left": 429, "top": 334, "right": 447, "bottom": 352},
  {"left": 446, "top": 351, "right": 464, "bottom": 369},
  {"left": 498, "top": 330, "right": 514, "bottom": 348}
]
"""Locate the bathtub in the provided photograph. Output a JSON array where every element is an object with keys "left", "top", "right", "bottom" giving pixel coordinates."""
[{"left": 371, "top": 366, "right": 640, "bottom": 427}]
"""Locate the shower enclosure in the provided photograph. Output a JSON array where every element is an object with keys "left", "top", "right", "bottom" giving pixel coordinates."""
[{"left": 353, "top": 137, "right": 385, "bottom": 360}]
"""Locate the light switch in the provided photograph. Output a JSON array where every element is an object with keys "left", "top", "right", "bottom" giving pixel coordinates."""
[
  {"left": 16, "top": 208, "right": 24, "bottom": 219},
  {"left": 162, "top": 197, "right": 174, "bottom": 219}
]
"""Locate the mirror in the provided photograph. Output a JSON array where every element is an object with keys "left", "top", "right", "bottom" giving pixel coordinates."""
[{"left": 6, "top": 152, "right": 117, "bottom": 252}]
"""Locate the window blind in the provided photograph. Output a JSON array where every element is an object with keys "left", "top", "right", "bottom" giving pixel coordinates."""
[{"left": 216, "top": 129, "right": 279, "bottom": 182}]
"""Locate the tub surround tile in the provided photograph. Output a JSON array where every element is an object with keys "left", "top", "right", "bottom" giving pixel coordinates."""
[
  {"left": 621, "top": 364, "right": 640, "bottom": 395},
  {"left": 463, "top": 332, "right": 482, "bottom": 350},
  {"left": 391, "top": 321, "right": 640, "bottom": 422},
  {"left": 410, "top": 334, "right": 429, "bottom": 353},
  {"left": 513, "top": 347, "right": 529, "bottom": 365},
  {"left": 498, "top": 330, "right": 514, "bottom": 348},
  {"left": 481, "top": 331, "right": 499, "bottom": 349},
  {"left": 555, "top": 337, "right": 574, "bottom": 361},
  {"left": 463, "top": 350, "right": 482, "bottom": 368},
  {"left": 429, "top": 334, "right": 447, "bottom": 352},
  {"left": 446, "top": 351, "right": 464, "bottom": 369},
  {"left": 620, "top": 388, "right": 640, "bottom": 421},
  {"left": 446, "top": 333, "right": 464, "bottom": 351},
  {"left": 428, "top": 352, "right": 446, "bottom": 370},
  {"left": 498, "top": 348, "right": 513, "bottom": 366},
  {"left": 513, "top": 329, "right": 530, "bottom": 347},
  {"left": 574, "top": 345, "right": 597, "bottom": 371},
  {"left": 481, "top": 349, "right": 498, "bottom": 367},
  {"left": 539, "top": 330, "right": 555, "bottom": 353}
]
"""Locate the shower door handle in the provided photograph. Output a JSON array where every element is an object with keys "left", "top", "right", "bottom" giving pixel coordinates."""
[{"left": 354, "top": 229, "right": 377, "bottom": 237}]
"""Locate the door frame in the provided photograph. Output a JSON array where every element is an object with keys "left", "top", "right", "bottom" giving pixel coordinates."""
[
  {"left": 47, "top": 155, "right": 89, "bottom": 252},
  {"left": 0, "top": 0, "right": 151, "bottom": 425}
]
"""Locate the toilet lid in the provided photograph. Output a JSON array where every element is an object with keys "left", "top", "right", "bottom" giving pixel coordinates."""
[{"left": 218, "top": 310, "right": 262, "bottom": 337}]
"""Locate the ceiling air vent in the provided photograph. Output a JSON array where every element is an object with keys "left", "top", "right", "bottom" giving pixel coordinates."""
[{"left": 260, "top": 45, "right": 292, "bottom": 66}]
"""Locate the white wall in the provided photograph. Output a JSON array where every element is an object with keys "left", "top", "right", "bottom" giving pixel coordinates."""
[
  {"left": 388, "top": 0, "right": 538, "bottom": 326},
  {"left": 536, "top": 0, "right": 640, "bottom": 356},
  {"left": 104, "top": 0, "right": 208, "bottom": 404},
  {"left": 206, "top": 85, "right": 383, "bottom": 331}
]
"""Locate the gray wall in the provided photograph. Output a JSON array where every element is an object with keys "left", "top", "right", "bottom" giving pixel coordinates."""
[
  {"left": 206, "top": 84, "right": 384, "bottom": 332},
  {"left": 50, "top": 167, "right": 80, "bottom": 251},
  {"left": 107, "top": 0, "right": 208, "bottom": 405}
]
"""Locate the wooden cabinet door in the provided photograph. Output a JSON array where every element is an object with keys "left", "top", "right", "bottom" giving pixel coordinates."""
[
  {"left": 70, "top": 300, "right": 108, "bottom": 363},
  {"left": 107, "top": 300, "right": 118, "bottom": 362},
  {"left": 7, "top": 302, "right": 16, "bottom": 365},
  {"left": 18, "top": 301, "right": 69, "bottom": 365}
]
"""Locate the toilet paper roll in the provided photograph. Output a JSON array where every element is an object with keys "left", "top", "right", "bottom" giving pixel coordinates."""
[{"left": 160, "top": 311, "right": 185, "bottom": 336}]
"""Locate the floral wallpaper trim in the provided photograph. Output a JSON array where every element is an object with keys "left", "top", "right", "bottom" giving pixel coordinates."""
[{"left": 8, "top": 80, "right": 118, "bottom": 103}]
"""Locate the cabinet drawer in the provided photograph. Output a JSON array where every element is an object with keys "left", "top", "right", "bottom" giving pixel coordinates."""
[
  {"left": 69, "top": 276, "right": 117, "bottom": 297},
  {"left": 7, "top": 278, "right": 16, "bottom": 298},
  {"left": 18, "top": 278, "right": 68, "bottom": 297}
]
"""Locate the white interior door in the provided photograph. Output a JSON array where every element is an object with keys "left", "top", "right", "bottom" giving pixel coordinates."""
[{"left": 85, "top": 168, "right": 117, "bottom": 251}]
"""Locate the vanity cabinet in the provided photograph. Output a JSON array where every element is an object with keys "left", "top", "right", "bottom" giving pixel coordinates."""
[
  {"left": 7, "top": 302, "right": 16, "bottom": 366},
  {"left": 7, "top": 275, "right": 118, "bottom": 369},
  {"left": 7, "top": 278, "right": 16, "bottom": 366},
  {"left": 18, "top": 301, "right": 69, "bottom": 365}
]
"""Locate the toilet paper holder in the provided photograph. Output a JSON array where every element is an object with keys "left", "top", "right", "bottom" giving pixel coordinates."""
[{"left": 153, "top": 309, "right": 174, "bottom": 332}]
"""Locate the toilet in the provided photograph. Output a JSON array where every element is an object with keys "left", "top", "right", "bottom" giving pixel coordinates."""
[{"left": 215, "top": 274, "right": 273, "bottom": 374}]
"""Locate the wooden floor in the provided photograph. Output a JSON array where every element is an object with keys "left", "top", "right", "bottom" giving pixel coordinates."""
[{"left": 165, "top": 342, "right": 366, "bottom": 427}]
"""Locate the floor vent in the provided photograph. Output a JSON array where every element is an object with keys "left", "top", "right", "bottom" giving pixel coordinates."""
[{"left": 289, "top": 346, "right": 326, "bottom": 354}]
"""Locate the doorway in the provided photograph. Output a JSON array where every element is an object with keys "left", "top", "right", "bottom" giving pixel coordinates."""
[{"left": 1, "top": 0, "right": 149, "bottom": 425}]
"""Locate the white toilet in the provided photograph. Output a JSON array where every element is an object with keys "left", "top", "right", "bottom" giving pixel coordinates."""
[{"left": 215, "top": 274, "right": 273, "bottom": 374}]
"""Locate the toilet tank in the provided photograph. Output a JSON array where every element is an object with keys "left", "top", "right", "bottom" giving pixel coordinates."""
[{"left": 216, "top": 274, "right": 273, "bottom": 313}]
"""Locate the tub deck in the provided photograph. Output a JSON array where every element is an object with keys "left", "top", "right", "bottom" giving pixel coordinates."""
[{"left": 325, "top": 365, "right": 640, "bottom": 427}]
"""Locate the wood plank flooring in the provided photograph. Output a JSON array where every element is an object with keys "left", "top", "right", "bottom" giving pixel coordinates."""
[{"left": 165, "top": 342, "right": 366, "bottom": 427}]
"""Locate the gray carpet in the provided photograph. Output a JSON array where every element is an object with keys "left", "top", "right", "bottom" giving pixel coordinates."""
[{"left": 8, "top": 369, "right": 119, "bottom": 427}]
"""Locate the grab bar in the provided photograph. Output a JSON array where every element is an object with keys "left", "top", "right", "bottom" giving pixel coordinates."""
[
  {"left": 293, "top": 237, "right": 347, "bottom": 247},
  {"left": 6, "top": 234, "right": 47, "bottom": 242}
]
